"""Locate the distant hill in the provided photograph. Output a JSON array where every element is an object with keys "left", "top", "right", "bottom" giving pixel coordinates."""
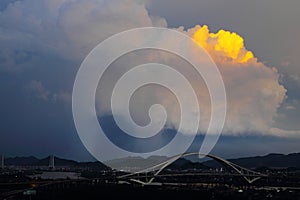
[
  {"left": 5, "top": 156, "right": 39, "bottom": 166},
  {"left": 3, "top": 156, "right": 109, "bottom": 170},
  {"left": 36, "top": 156, "right": 78, "bottom": 166},
  {"left": 168, "top": 158, "right": 209, "bottom": 170},
  {"left": 106, "top": 156, "right": 208, "bottom": 171},
  {"left": 106, "top": 153, "right": 300, "bottom": 170},
  {"left": 3, "top": 153, "right": 300, "bottom": 170},
  {"left": 105, "top": 156, "right": 168, "bottom": 171},
  {"left": 202, "top": 153, "right": 300, "bottom": 169}
]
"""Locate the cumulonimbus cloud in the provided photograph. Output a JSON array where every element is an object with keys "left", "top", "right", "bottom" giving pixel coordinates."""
[
  {"left": 183, "top": 25, "right": 288, "bottom": 136},
  {"left": 0, "top": 0, "right": 298, "bottom": 137}
]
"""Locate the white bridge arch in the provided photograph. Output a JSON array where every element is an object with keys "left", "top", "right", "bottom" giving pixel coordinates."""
[{"left": 118, "top": 152, "right": 267, "bottom": 184}]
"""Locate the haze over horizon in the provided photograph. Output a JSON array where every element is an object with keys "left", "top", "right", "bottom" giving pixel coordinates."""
[{"left": 0, "top": 0, "right": 300, "bottom": 162}]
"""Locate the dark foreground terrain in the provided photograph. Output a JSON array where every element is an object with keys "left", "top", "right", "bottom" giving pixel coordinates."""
[
  {"left": 2, "top": 152, "right": 300, "bottom": 200},
  {"left": 3, "top": 183, "right": 300, "bottom": 200}
]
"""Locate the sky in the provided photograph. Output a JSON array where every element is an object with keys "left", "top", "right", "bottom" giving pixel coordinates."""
[{"left": 0, "top": 0, "right": 300, "bottom": 161}]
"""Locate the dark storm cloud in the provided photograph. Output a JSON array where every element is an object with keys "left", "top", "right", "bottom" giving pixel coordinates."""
[{"left": 0, "top": 0, "right": 166, "bottom": 160}]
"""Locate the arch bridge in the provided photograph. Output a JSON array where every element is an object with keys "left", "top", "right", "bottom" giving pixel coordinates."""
[{"left": 118, "top": 152, "right": 267, "bottom": 185}]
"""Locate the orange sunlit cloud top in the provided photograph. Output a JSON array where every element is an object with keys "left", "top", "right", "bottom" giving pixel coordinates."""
[{"left": 192, "top": 25, "right": 254, "bottom": 63}]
